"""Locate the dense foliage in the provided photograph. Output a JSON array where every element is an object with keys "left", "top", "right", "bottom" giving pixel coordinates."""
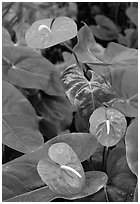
[{"left": 2, "top": 2, "right": 138, "bottom": 202}]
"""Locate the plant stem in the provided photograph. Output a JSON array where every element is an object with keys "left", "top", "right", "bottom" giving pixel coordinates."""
[
  {"left": 102, "top": 146, "right": 109, "bottom": 172},
  {"left": 61, "top": 42, "right": 80, "bottom": 65},
  {"left": 104, "top": 185, "right": 109, "bottom": 202}
]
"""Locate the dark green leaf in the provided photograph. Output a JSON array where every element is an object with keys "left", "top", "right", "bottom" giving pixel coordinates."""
[
  {"left": 2, "top": 45, "right": 64, "bottom": 96},
  {"left": 4, "top": 186, "right": 57, "bottom": 202},
  {"left": 107, "top": 185, "right": 133, "bottom": 202},
  {"left": 2, "top": 160, "right": 45, "bottom": 201},
  {"left": 73, "top": 25, "right": 105, "bottom": 64},
  {"left": 107, "top": 146, "right": 133, "bottom": 178},
  {"left": 33, "top": 94, "right": 73, "bottom": 138},
  {"left": 61, "top": 64, "right": 115, "bottom": 124},
  {"left": 125, "top": 119, "right": 138, "bottom": 176},
  {"left": 2, "top": 81, "right": 44, "bottom": 153},
  {"left": 2, "top": 27, "right": 14, "bottom": 46},
  {"left": 4, "top": 171, "right": 108, "bottom": 202},
  {"left": 110, "top": 66, "right": 138, "bottom": 117},
  {"left": 126, "top": 6, "right": 138, "bottom": 26},
  {"left": 13, "top": 22, "right": 30, "bottom": 46},
  {"left": 107, "top": 146, "right": 137, "bottom": 196},
  {"left": 90, "top": 15, "right": 119, "bottom": 41},
  {"left": 109, "top": 172, "right": 137, "bottom": 196},
  {"left": 61, "top": 171, "right": 108, "bottom": 200}
]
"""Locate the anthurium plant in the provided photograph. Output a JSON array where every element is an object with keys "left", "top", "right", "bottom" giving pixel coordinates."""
[{"left": 2, "top": 16, "right": 138, "bottom": 202}]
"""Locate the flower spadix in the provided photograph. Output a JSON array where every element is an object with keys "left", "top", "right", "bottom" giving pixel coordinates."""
[
  {"left": 89, "top": 107, "right": 127, "bottom": 147},
  {"left": 37, "top": 142, "right": 85, "bottom": 195}
]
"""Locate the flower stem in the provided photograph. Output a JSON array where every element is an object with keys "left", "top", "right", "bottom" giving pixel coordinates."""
[{"left": 102, "top": 146, "right": 109, "bottom": 172}]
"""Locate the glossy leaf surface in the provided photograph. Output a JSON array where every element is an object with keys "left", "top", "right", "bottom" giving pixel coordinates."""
[
  {"left": 2, "top": 81, "right": 43, "bottom": 153},
  {"left": 89, "top": 107, "right": 127, "bottom": 147},
  {"left": 4, "top": 171, "right": 108, "bottom": 202},
  {"left": 61, "top": 64, "right": 115, "bottom": 124},
  {"left": 25, "top": 17, "right": 77, "bottom": 49},
  {"left": 74, "top": 24, "right": 137, "bottom": 66},
  {"left": 125, "top": 119, "right": 138, "bottom": 176},
  {"left": 90, "top": 15, "right": 119, "bottom": 40},
  {"left": 2, "top": 159, "right": 45, "bottom": 201},
  {"left": 37, "top": 143, "right": 85, "bottom": 195},
  {"left": 2, "top": 45, "right": 64, "bottom": 96},
  {"left": 110, "top": 66, "right": 138, "bottom": 117}
]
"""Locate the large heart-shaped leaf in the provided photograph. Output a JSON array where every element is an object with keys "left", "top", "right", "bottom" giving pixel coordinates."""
[
  {"left": 89, "top": 107, "right": 127, "bottom": 147},
  {"left": 37, "top": 143, "right": 85, "bottom": 195},
  {"left": 73, "top": 25, "right": 105, "bottom": 64},
  {"left": 4, "top": 171, "right": 108, "bottom": 202},
  {"left": 2, "top": 132, "right": 98, "bottom": 171},
  {"left": 125, "top": 119, "right": 138, "bottom": 176},
  {"left": 25, "top": 17, "right": 77, "bottom": 49},
  {"left": 2, "top": 81, "right": 44, "bottom": 153},
  {"left": 74, "top": 24, "right": 138, "bottom": 67},
  {"left": 61, "top": 64, "right": 115, "bottom": 124},
  {"left": 2, "top": 45, "right": 64, "bottom": 96},
  {"left": 110, "top": 66, "right": 138, "bottom": 117},
  {"left": 90, "top": 15, "right": 119, "bottom": 41}
]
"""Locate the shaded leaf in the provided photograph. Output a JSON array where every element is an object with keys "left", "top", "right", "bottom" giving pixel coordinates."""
[
  {"left": 37, "top": 143, "right": 85, "bottom": 195},
  {"left": 32, "top": 94, "right": 73, "bottom": 137},
  {"left": 125, "top": 119, "right": 138, "bottom": 176},
  {"left": 14, "top": 22, "right": 30, "bottom": 46},
  {"left": 89, "top": 107, "right": 127, "bottom": 147},
  {"left": 88, "top": 143, "right": 104, "bottom": 171},
  {"left": 126, "top": 6, "right": 138, "bottom": 26},
  {"left": 109, "top": 172, "right": 137, "bottom": 196},
  {"left": 2, "top": 81, "right": 44, "bottom": 153},
  {"left": 2, "top": 27, "right": 14, "bottom": 46},
  {"left": 107, "top": 146, "right": 133, "bottom": 178},
  {"left": 90, "top": 15, "right": 119, "bottom": 41},
  {"left": 25, "top": 17, "right": 77, "bottom": 49},
  {"left": 61, "top": 64, "right": 115, "bottom": 124},
  {"left": 2, "top": 45, "right": 64, "bottom": 96},
  {"left": 107, "top": 185, "right": 133, "bottom": 202},
  {"left": 118, "top": 28, "right": 138, "bottom": 48},
  {"left": 107, "top": 146, "right": 137, "bottom": 196}
]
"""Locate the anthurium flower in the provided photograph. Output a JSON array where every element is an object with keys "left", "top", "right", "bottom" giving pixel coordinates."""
[
  {"left": 25, "top": 17, "right": 77, "bottom": 49},
  {"left": 89, "top": 107, "right": 127, "bottom": 147},
  {"left": 37, "top": 142, "right": 85, "bottom": 195}
]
